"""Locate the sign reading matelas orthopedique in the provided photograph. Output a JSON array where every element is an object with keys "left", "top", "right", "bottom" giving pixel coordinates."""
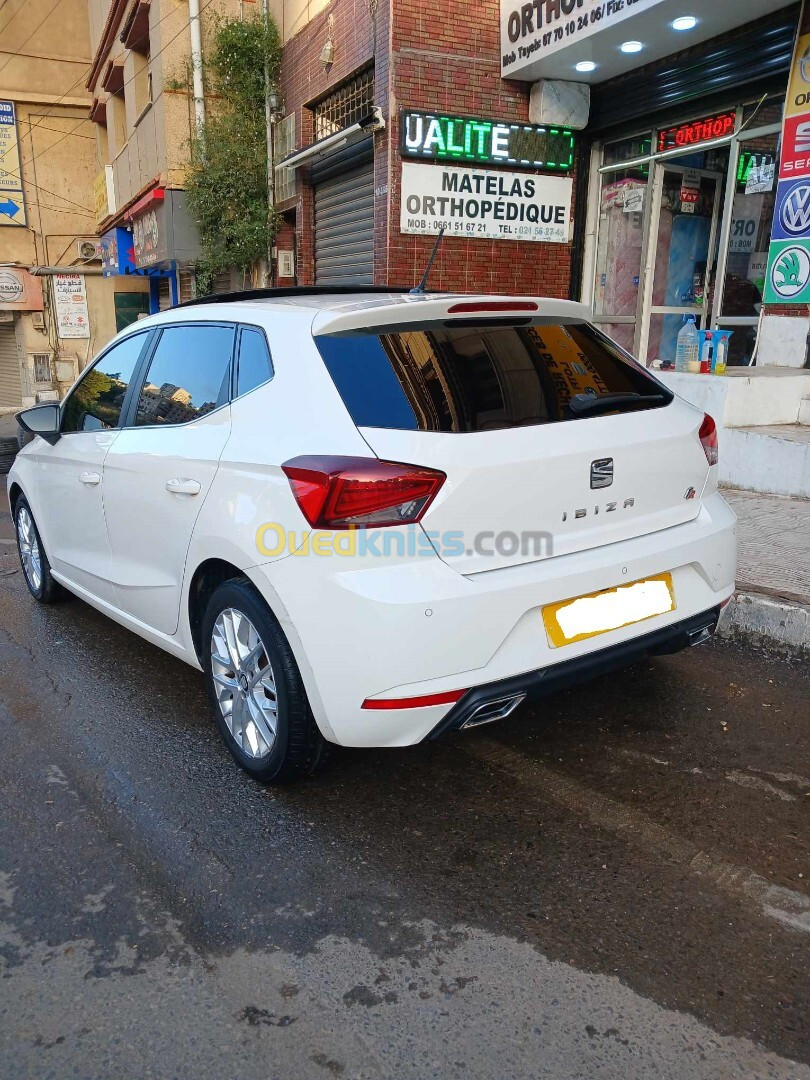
[
  {"left": 500, "top": 0, "right": 666, "bottom": 79},
  {"left": 400, "top": 162, "right": 572, "bottom": 243}
]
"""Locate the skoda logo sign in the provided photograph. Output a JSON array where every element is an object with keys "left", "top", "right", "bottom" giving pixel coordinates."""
[
  {"left": 780, "top": 183, "right": 810, "bottom": 235},
  {"left": 770, "top": 245, "right": 810, "bottom": 299}
]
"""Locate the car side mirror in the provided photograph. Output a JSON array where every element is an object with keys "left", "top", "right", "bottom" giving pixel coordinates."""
[{"left": 16, "top": 403, "right": 61, "bottom": 445}]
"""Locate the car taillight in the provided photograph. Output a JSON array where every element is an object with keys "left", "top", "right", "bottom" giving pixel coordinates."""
[
  {"left": 281, "top": 456, "right": 446, "bottom": 529},
  {"left": 699, "top": 413, "right": 718, "bottom": 466}
]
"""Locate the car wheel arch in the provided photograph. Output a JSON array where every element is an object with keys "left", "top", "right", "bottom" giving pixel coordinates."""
[
  {"left": 8, "top": 481, "right": 23, "bottom": 515},
  {"left": 187, "top": 558, "right": 249, "bottom": 663},
  {"left": 185, "top": 557, "right": 336, "bottom": 745}
]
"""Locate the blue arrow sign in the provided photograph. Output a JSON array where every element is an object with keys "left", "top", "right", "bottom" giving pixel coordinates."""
[{"left": 0, "top": 196, "right": 22, "bottom": 219}]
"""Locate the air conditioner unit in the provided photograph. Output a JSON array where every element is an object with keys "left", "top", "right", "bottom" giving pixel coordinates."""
[{"left": 77, "top": 238, "right": 103, "bottom": 261}]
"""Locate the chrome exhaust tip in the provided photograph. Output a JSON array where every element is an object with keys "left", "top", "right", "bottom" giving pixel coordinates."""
[
  {"left": 688, "top": 626, "right": 714, "bottom": 647},
  {"left": 461, "top": 693, "right": 527, "bottom": 730}
]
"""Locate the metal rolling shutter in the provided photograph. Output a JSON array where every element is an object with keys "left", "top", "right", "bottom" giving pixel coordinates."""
[
  {"left": 589, "top": 7, "right": 796, "bottom": 134},
  {"left": 313, "top": 137, "right": 374, "bottom": 286},
  {"left": 0, "top": 325, "right": 22, "bottom": 408}
]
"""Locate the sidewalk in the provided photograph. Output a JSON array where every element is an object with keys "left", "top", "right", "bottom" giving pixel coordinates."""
[{"left": 720, "top": 488, "right": 810, "bottom": 654}]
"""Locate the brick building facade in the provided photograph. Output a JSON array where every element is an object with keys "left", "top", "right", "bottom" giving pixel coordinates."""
[
  {"left": 277, "top": 0, "right": 572, "bottom": 297},
  {"left": 276, "top": 0, "right": 805, "bottom": 368}
]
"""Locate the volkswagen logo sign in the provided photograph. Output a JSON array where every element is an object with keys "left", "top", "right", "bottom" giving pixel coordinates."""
[{"left": 780, "top": 183, "right": 810, "bottom": 236}]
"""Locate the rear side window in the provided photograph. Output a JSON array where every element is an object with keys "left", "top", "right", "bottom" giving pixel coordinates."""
[
  {"left": 134, "top": 324, "right": 234, "bottom": 426},
  {"left": 315, "top": 323, "right": 669, "bottom": 433},
  {"left": 62, "top": 332, "right": 147, "bottom": 433},
  {"left": 236, "top": 327, "right": 273, "bottom": 397}
]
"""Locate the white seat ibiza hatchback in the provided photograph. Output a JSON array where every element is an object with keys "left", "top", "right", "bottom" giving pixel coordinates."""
[{"left": 9, "top": 289, "right": 736, "bottom": 782}]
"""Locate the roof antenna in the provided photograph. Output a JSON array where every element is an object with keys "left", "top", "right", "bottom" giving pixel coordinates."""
[{"left": 410, "top": 226, "right": 446, "bottom": 295}]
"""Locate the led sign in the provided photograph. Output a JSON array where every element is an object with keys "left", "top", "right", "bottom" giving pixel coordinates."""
[
  {"left": 657, "top": 112, "right": 736, "bottom": 153},
  {"left": 401, "top": 110, "right": 574, "bottom": 172},
  {"left": 737, "top": 151, "right": 775, "bottom": 185}
]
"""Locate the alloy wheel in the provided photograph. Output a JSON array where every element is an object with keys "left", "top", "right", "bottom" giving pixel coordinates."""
[
  {"left": 210, "top": 608, "right": 279, "bottom": 759},
  {"left": 16, "top": 506, "right": 42, "bottom": 593}
]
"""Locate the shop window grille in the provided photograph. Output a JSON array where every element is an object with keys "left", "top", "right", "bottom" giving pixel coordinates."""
[
  {"left": 313, "top": 68, "right": 374, "bottom": 141},
  {"left": 178, "top": 268, "right": 194, "bottom": 303},
  {"left": 31, "top": 353, "right": 52, "bottom": 384},
  {"left": 274, "top": 113, "right": 297, "bottom": 202}
]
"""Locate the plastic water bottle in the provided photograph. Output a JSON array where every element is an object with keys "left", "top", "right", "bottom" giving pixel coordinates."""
[
  {"left": 714, "top": 333, "right": 729, "bottom": 375},
  {"left": 675, "top": 316, "right": 699, "bottom": 373}
]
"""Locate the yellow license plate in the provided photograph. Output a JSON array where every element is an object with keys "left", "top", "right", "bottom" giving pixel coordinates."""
[{"left": 543, "top": 573, "right": 676, "bottom": 649}]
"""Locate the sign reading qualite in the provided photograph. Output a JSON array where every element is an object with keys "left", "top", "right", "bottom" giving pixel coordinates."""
[
  {"left": 500, "top": 0, "right": 665, "bottom": 78},
  {"left": 401, "top": 110, "right": 574, "bottom": 172},
  {"left": 400, "top": 162, "right": 572, "bottom": 243}
]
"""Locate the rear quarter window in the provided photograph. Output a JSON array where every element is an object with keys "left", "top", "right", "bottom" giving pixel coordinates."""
[{"left": 315, "top": 322, "right": 670, "bottom": 433}]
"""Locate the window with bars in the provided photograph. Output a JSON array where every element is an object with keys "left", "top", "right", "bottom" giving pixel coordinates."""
[
  {"left": 30, "top": 353, "right": 52, "bottom": 385},
  {"left": 274, "top": 113, "right": 297, "bottom": 203},
  {"left": 313, "top": 68, "right": 374, "bottom": 141}
]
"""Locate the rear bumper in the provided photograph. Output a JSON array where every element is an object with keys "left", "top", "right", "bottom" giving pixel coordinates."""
[
  {"left": 252, "top": 492, "right": 736, "bottom": 748},
  {"left": 427, "top": 604, "right": 722, "bottom": 740}
]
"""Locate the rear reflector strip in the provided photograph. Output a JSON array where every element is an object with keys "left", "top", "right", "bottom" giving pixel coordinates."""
[
  {"left": 446, "top": 301, "right": 539, "bottom": 314},
  {"left": 362, "top": 689, "right": 468, "bottom": 710}
]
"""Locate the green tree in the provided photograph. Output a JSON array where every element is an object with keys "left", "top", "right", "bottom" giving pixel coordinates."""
[{"left": 185, "top": 13, "right": 282, "bottom": 291}]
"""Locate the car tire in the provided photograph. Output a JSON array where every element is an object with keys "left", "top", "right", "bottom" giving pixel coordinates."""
[
  {"left": 13, "top": 496, "right": 65, "bottom": 603},
  {"left": 201, "top": 578, "right": 327, "bottom": 783}
]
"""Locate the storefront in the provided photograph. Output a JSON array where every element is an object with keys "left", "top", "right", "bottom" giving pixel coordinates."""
[
  {"left": 585, "top": 97, "right": 784, "bottom": 367},
  {"left": 122, "top": 188, "right": 202, "bottom": 312},
  {"left": 100, "top": 225, "right": 151, "bottom": 330},
  {"left": 0, "top": 267, "right": 44, "bottom": 408},
  {"left": 498, "top": 0, "right": 800, "bottom": 365}
]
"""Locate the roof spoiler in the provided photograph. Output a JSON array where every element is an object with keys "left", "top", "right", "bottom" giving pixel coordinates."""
[{"left": 175, "top": 285, "right": 440, "bottom": 309}]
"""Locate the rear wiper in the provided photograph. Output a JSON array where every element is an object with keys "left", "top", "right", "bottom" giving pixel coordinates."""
[{"left": 568, "top": 392, "right": 667, "bottom": 416}]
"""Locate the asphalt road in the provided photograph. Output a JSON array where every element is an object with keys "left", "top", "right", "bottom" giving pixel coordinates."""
[{"left": 0, "top": 488, "right": 808, "bottom": 1080}]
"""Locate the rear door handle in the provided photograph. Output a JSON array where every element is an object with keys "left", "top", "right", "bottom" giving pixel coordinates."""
[
  {"left": 79, "top": 471, "right": 101, "bottom": 485},
  {"left": 165, "top": 478, "right": 201, "bottom": 496}
]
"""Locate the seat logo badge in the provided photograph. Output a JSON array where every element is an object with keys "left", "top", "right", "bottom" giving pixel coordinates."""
[
  {"left": 590, "top": 458, "right": 614, "bottom": 489},
  {"left": 684, "top": 486, "right": 697, "bottom": 501}
]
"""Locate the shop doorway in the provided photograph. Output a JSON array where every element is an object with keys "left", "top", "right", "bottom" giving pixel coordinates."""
[
  {"left": 641, "top": 159, "right": 726, "bottom": 366},
  {"left": 589, "top": 99, "right": 783, "bottom": 368}
]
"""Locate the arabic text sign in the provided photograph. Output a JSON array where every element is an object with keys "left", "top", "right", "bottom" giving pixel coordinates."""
[
  {"left": 0, "top": 100, "right": 26, "bottom": 227},
  {"left": 53, "top": 273, "right": 91, "bottom": 339},
  {"left": 400, "top": 162, "right": 572, "bottom": 244}
]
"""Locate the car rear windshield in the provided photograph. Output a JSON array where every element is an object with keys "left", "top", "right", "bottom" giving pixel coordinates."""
[{"left": 314, "top": 321, "right": 671, "bottom": 433}]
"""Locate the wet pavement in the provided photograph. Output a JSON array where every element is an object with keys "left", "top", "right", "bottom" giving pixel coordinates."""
[{"left": 0, "top": 490, "right": 808, "bottom": 1079}]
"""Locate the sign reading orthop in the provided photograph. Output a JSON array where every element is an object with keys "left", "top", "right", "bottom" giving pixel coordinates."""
[
  {"left": 400, "top": 162, "right": 572, "bottom": 243},
  {"left": 656, "top": 112, "right": 736, "bottom": 153},
  {"left": 401, "top": 110, "right": 574, "bottom": 173}
]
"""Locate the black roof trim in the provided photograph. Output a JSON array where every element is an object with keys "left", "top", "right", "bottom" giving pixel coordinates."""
[{"left": 176, "top": 285, "right": 437, "bottom": 309}]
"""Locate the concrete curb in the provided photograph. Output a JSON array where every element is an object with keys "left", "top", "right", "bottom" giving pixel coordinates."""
[{"left": 718, "top": 591, "right": 810, "bottom": 655}]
